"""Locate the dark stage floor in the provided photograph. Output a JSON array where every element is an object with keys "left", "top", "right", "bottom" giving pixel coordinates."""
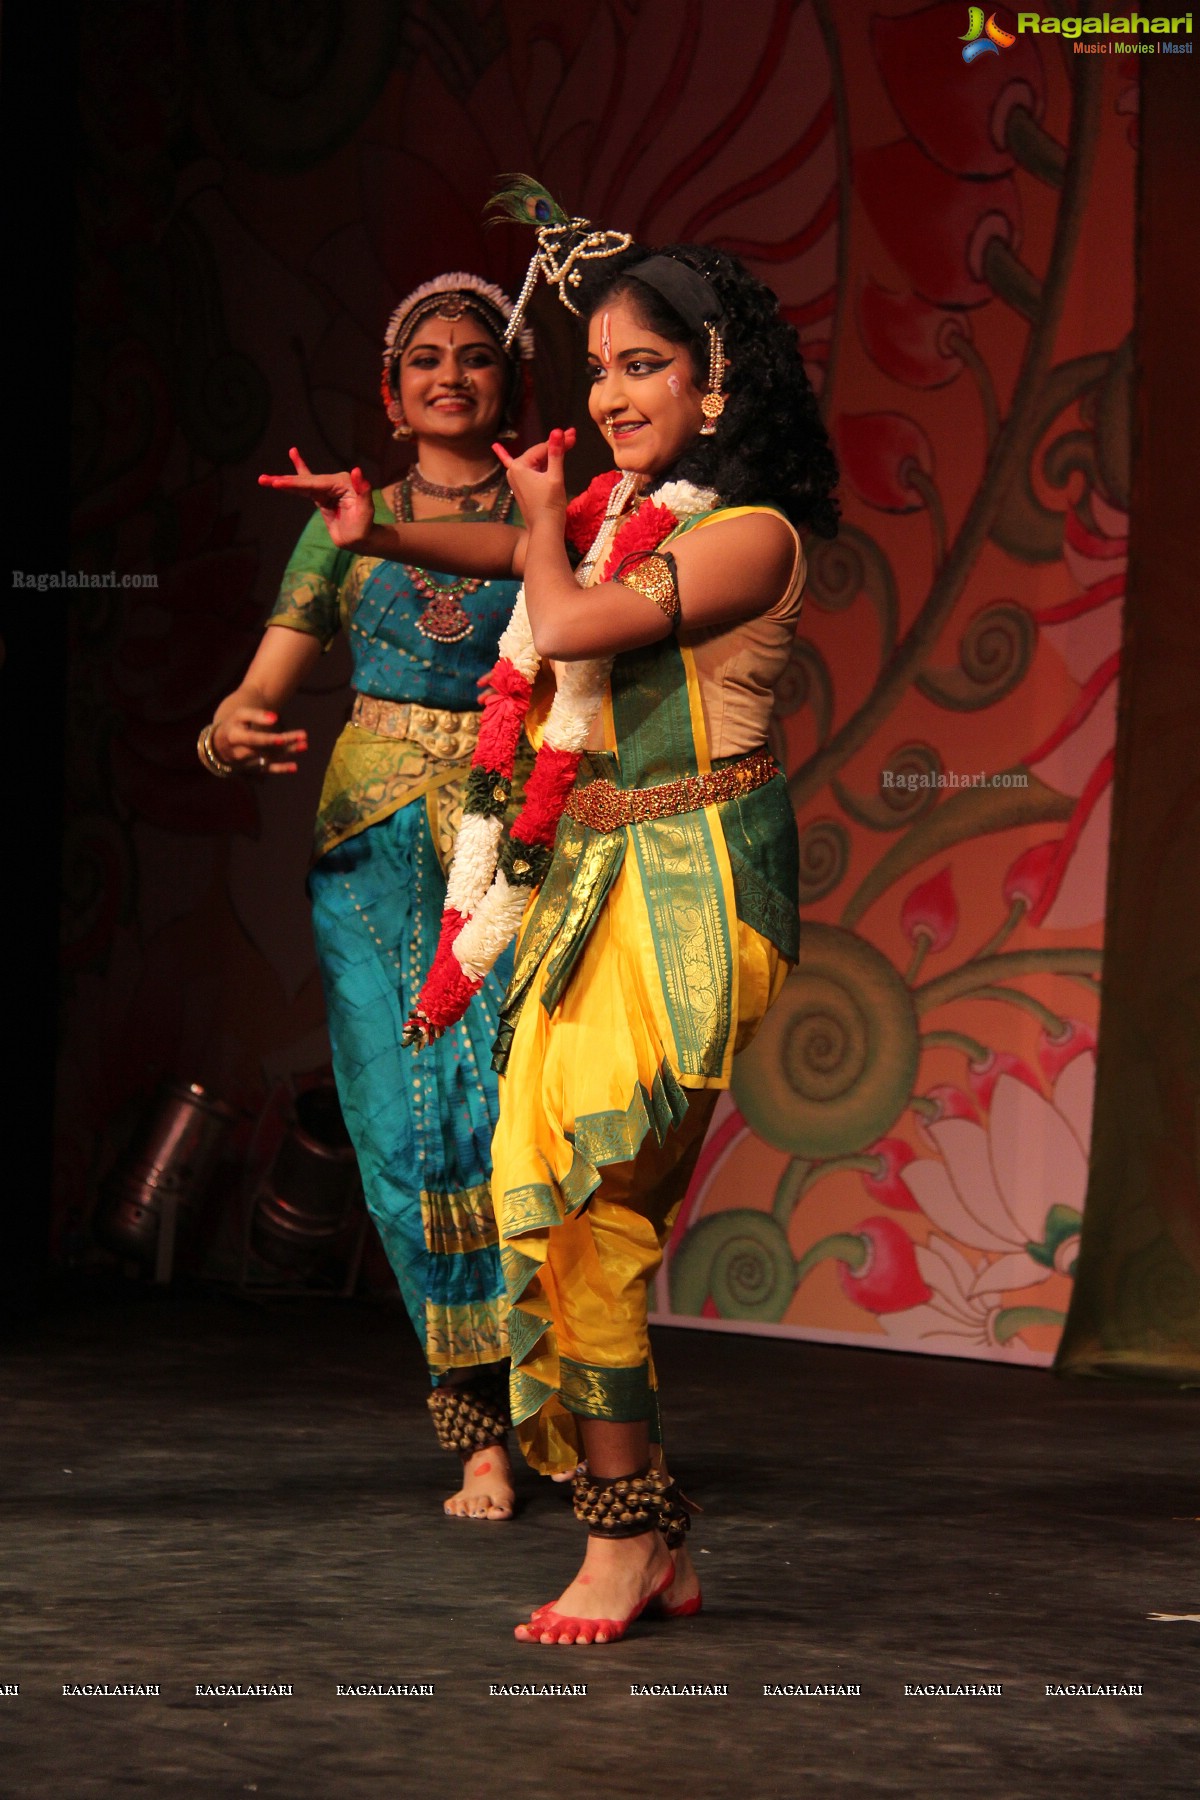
[{"left": 1, "top": 1289, "right": 1196, "bottom": 1799}]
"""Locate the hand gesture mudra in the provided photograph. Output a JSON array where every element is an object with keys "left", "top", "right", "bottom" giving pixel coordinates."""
[
  {"left": 258, "top": 447, "right": 375, "bottom": 549},
  {"left": 210, "top": 709, "right": 308, "bottom": 777},
  {"left": 492, "top": 426, "right": 575, "bottom": 526}
]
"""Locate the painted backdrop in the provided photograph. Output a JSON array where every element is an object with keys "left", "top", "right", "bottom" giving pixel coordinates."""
[
  {"left": 659, "top": 8, "right": 1135, "bottom": 1368},
  {"left": 61, "top": 2, "right": 1135, "bottom": 1367}
]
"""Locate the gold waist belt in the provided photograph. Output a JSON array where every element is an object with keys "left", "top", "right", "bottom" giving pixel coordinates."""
[
  {"left": 350, "top": 693, "right": 480, "bottom": 761},
  {"left": 564, "top": 750, "right": 778, "bottom": 834}
]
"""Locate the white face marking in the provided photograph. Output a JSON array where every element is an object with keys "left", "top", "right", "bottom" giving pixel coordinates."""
[
  {"left": 601, "top": 311, "right": 612, "bottom": 366},
  {"left": 667, "top": 372, "right": 681, "bottom": 396}
]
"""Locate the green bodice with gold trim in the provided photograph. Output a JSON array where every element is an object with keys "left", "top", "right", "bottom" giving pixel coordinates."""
[{"left": 494, "top": 623, "right": 799, "bottom": 1079}]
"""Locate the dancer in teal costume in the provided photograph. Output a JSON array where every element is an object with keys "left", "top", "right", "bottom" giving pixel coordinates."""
[
  {"left": 282, "top": 504, "right": 518, "bottom": 1368},
  {"left": 202, "top": 274, "right": 531, "bottom": 1520}
]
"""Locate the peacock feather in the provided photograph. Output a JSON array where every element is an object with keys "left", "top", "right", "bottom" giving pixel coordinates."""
[
  {"left": 486, "top": 174, "right": 570, "bottom": 230},
  {"left": 485, "top": 177, "right": 632, "bottom": 342}
]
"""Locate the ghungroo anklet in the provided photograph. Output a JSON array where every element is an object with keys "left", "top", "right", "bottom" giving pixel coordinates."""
[
  {"left": 427, "top": 1370, "right": 510, "bottom": 1455},
  {"left": 656, "top": 1477, "right": 693, "bottom": 1549},
  {"left": 572, "top": 1466, "right": 667, "bottom": 1539}
]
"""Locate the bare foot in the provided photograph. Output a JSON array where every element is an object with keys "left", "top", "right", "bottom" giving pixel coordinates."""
[
  {"left": 515, "top": 1532, "right": 673, "bottom": 1645},
  {"left": 655, "top": 1543, "right": 702, "bottom": 1618},
  {"left": 443, "top": 1442, "right": 514, "bottom": 1521}
]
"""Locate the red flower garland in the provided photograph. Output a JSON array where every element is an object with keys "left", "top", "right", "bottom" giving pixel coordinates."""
[
  {"left": 476, "top": 660, "right": 533, "bottom": 772},
  {"left": 565, "top": 469, "right": 623, "bottom": 554},
  {"left": 598, "top": 499, "right": 679, "bottom": 580},
  {"left": 405, "top": 471, "right": 702, "bottom": 1046},
  {"left": 508, "top": 745, "right": 581, "bottom": 847},
  {"left": 425, "top": 908, "right": 482, "bottom": 1013}
]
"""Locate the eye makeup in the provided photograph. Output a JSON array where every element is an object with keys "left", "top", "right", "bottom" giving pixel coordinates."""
[{"left": 405, "top": 338, "right": 500, "bottom": 364}]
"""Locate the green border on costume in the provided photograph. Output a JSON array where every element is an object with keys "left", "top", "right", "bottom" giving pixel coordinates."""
[
  {"left": 493, "top": 810, "right": 626, "bottom": 1073},
  {"left": 559, "top": 1356, "right": 652, "bottom": 1422},
  {"left": 511, "top": 1367, "right": 557, "bottom": 1426},
  {"left": 719, "top": 776, "right": 801, "bottom": 962},
  {"left": 500, "top": 1241, "right": 542, "bottom": 1301},
  {"left": 629, "top": 809, "right": 734, "bottom": 1077},
  {"left": 611, "top": 634, "right": 735, "bottom": 1079},
  {"left": 499, "top": 1182, "right": 564, "bottom": 1237},
  {"left": 559, "top": 1146, "right": 602, "bottom": 1214},
  {"left": 571, "top": 1067, "right": 690, "bottom": 1177},
  {"left": 506, "top": 1304, "right": 550, "bottom": 1369}
]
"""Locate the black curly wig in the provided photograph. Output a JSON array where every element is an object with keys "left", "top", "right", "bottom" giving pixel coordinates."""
[{"left": 577, "top": 244, "right": 839, "bottom": 539}]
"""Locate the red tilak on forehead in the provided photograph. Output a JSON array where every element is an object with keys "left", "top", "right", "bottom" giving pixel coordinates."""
[{"left": 600, "top": 310, "right": 612, "bottom": 366}]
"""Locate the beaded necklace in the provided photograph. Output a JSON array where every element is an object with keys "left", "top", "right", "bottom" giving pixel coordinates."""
[
  {"left": 410, "top": 463, "right": 504, "bottom": 508},
  {"left": 393, "top": 476, "right": 516, "bottom": 643}
]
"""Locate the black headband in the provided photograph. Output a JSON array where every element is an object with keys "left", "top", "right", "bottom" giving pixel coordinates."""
[{"left": 625, "top": 255, "right": 726, "bottom": 334}]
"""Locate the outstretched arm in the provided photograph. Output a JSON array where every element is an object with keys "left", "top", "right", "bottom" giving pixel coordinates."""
[{"left": 259, "top": 447, "right": 530, "bottom": 578}]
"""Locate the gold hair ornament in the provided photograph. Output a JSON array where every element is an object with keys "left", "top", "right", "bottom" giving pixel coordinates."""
[{"left": 487, "top": 176, "right": 633, "bottom": 349}]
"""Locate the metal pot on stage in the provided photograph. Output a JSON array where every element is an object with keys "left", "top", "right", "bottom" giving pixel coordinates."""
[
  {"left": 95, "top": 1080, "right": 236, "bottom": 1264},
  {"left": 250, "top": 1081, "right": 361, "bottom": 1271}
]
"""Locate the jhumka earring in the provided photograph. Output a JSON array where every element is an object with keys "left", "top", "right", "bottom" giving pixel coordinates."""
[
  {"left": 699, "top": 324, "right": 726, "bottom": 435},
  {"left": 385, "top": 395, "right": 415, "bottom": 440}
]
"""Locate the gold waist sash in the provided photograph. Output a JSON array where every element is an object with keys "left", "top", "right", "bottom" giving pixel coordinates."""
[
  {"left": 350, "top": 693, "right": 480, "bottom": 761},
  {"left": 563, "top": 750, "right": 777, "bottom": 835}
]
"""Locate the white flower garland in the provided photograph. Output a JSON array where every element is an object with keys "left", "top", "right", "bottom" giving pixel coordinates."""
[{"left": 404, "top": 477, "right": 719, "bottom": 1044}]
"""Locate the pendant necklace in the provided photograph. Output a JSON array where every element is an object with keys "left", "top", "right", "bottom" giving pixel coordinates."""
[
  {"left": 409, "top": 462, "right": 504, "bottom": 513},
  {"left": 394, "top": 477, "right": 515, "bottom": 643}
]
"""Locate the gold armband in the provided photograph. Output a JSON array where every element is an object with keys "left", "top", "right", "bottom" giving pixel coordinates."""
[{"left": 613, "top": 550, "right": 680, "bottom": 622}]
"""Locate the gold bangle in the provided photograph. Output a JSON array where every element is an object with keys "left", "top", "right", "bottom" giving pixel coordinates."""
[{"left": 197, "top": 722, "right": 234, "bottom": 779}]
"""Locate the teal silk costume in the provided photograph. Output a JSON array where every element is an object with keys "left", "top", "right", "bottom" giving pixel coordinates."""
[{"left": 269, "top": 493, "right": 521, "bottom": 1379}]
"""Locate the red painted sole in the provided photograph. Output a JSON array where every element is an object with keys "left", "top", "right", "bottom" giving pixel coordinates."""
[{"left": 516, "top": 1565, "right": 675, "bottom": 1645}]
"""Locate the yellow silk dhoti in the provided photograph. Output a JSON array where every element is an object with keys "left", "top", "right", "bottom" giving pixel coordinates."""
[{"left": 492, "top": 848, "right": 786, "bottom": 1476}]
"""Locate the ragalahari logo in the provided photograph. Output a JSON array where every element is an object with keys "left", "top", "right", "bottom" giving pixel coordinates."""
[{"left": 961, "top": 6, "right": 1017, "bottom": 58}]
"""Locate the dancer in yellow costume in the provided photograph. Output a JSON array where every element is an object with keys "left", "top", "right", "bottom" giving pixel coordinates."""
[{"left": 262, "top": 191, "right": 838, "bottom": 1643}]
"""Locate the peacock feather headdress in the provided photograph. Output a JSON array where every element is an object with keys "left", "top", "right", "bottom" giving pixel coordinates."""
[{"left": 486, "top": 174, "right": 635, "bottom": 347}]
